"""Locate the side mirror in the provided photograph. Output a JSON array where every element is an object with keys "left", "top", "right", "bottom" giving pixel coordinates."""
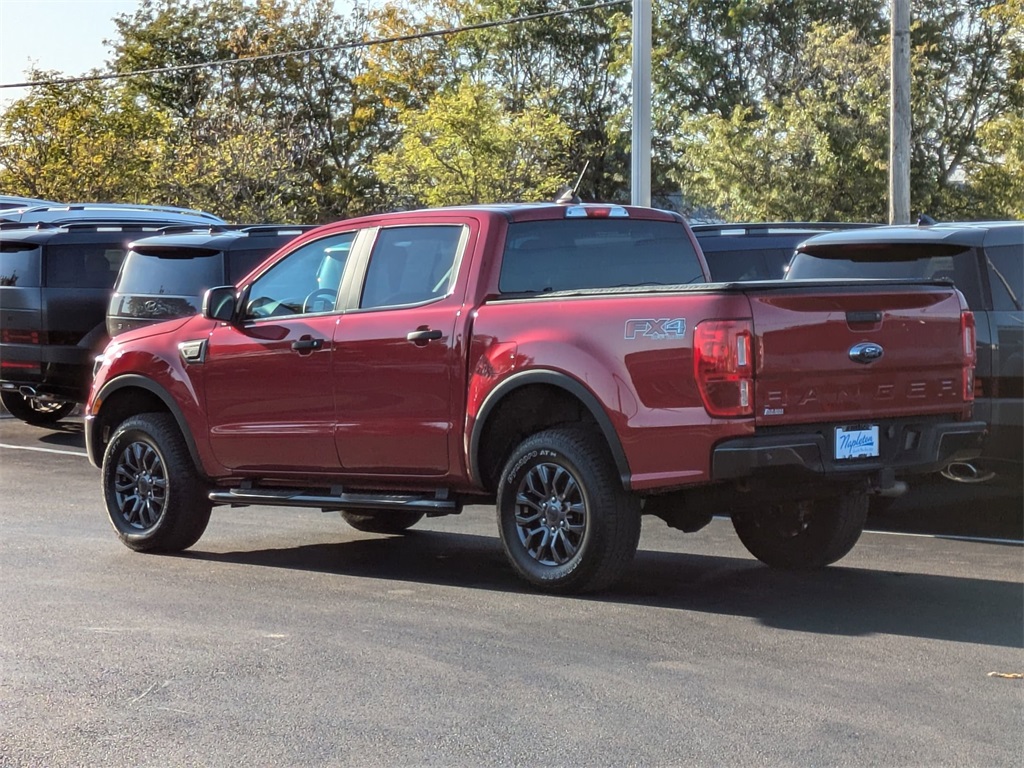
[{"left": 203, "top": 286, "right": 238, "bottom": 323}]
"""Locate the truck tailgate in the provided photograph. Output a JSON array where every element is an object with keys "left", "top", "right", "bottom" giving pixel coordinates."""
[{"left": 749, "top": 283, "right": 969, "bottom": 426}]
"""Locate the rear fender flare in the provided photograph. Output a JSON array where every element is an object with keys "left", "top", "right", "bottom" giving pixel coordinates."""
[{"left": 470, "top": 370, "right": 632, "bottom": 490}]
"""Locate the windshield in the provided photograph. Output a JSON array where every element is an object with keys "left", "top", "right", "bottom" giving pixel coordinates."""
[{"left": 499, "top": 219, "right": 704, "bottom": 294}]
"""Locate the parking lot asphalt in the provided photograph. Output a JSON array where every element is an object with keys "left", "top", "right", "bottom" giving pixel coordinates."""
[{"left": 1, "top": 412, "right": 1022, "bottom": 767}]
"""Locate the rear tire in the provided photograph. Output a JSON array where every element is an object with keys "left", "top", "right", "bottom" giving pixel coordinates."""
[
  {"left": 340, "top": 510, "right": 424, "bottom": 534},
  {"left": 497, "top": 427, "right": 641, "bottom": 593},
  {"left": 732, "top": 493, "right": 868, "bottom": 569},
  {"left": 102, "top": 413, "right": 211, "bottom": 552},
  {"left": 0, "top": 391, "right": 76, "bottom": 426}
]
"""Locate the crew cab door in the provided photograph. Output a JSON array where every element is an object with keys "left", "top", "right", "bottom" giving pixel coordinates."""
[
  {"left": 203, "top": 232, "right": 357, "bottom": 473},
  {"left": 333, "top": 223, "right": 470, "bottom": 475}
]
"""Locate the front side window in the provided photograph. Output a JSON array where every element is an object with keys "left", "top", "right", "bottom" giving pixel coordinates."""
[
  {"left": 244, "top": 233, "right": 355, "bottom": 320},
  {"left": 360, "top": 225, "right": 464, "bottom": 309}
]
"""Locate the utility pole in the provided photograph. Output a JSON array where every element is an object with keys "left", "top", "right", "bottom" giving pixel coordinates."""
[
  {"left": 890, "top": 0, "right": 911, "bottom": 224},
  {"left": 631, "top": 0, "right": 652, "bottom": 207}
]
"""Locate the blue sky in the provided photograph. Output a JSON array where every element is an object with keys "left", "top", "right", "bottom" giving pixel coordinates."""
[
  {"left": 0, "top": 0, "right": 139, "bottom": 94},
  {"left": 0, "top": 0, "right": 371, "bottom": 104}
]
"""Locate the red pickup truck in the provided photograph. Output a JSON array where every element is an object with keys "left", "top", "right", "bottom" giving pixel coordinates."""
[{"left": 85, "top": 203, "right": 984, "bottom": 592}]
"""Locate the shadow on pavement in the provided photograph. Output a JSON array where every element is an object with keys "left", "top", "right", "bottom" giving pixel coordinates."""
[{"left": 181, "top": 531, "right": 1023, "bottom": 650}]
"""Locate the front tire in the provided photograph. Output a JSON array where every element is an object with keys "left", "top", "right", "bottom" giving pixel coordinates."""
[
  {"left": 101, "top": 413, "right": 211, "bottom": 552},
  {"left": 340, "top": 510, "right": 424, "bottom": 534},
  {"left": 0, "top": 390, "right": 76, "bottom": 426},
  {"left": 497, "top": 427, "right": 641, "bottom": 593},
  {"left": 732, "top": 493, "right": 869, "bottom": 569}
]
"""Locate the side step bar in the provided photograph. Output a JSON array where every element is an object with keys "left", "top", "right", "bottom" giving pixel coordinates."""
[{"left": 209, "top": 486, "right": 460, "bottom": 515}]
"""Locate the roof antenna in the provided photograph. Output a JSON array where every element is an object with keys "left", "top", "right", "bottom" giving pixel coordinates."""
[
  {"left": 917, "top": 213, "right": 937, "bottom": 226},
  {"left": 554, "top": 160, "right": 590, "bottom": 204}
]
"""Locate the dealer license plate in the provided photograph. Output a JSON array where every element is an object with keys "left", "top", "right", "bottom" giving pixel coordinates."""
[{"left": 835, "top": 425, "right": 880, "bottom": 460}]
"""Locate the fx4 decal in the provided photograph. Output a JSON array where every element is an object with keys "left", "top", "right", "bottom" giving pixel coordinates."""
[{"left": 624, "top": 318, "right": 686, "bottom": 340}]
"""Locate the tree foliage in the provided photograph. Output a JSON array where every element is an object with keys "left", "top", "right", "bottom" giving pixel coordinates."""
[
  {"left": 0, "top": 0, "right": 1019, "bottom": 223},
  {"left": 0, "top": 73, "right": 169, "bottom": 203},
  {"left": 374, "top": 77, "right": 572, "bottom": 206}
]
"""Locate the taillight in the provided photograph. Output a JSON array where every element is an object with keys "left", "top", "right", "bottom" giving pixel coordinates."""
[
  {"left": 961, "top": 311, "right": 976, "bottom": 361},
  {"left": 694, "top": 319, "right": 754, "bottom": 418},
  {"left": 1, "top": 329, "right": 41, "bottom": 344},
  {"left": 961, "top": 310, "right": 976, "bottom": 402}
]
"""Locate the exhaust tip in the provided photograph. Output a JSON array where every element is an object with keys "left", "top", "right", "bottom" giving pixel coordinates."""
[{"left": 940, "top": 462, "right": 996, "bottom": 484}]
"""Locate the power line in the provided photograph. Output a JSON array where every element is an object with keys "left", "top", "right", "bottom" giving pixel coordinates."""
[{"left": 0, "top": 0, "right": 630, "bottom": 90}]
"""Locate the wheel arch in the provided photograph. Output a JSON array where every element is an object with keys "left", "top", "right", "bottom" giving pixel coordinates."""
[
  {"left": 470, "top": 370, "right": 631, "bottom": 493},
  {"left": 88, "top": 375, "right": 203, "bottom": 473}
]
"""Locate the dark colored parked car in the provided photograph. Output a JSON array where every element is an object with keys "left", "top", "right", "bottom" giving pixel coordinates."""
[
  {"left": 788, "top": 221, "right": 1023, "bottom": 486},
  {"left": 0, "top": 203, "right": 224, "bottom": 226},
  {"left": 0, "top": 209, "right": 226, "bottom": 426},
  {"left": 692, "top": 222, "right": 878, "bottom": 281},
  {"left": 0, "top": 195, "right": 60, "bottom": 211},
  {"left": 107, "top": 225, "right": 312, "bottom": 337}
]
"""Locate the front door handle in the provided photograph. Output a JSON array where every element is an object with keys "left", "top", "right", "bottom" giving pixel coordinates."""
[
  {"left": 406, "top": 328, "right": 443, "bottom": 345},
  {"left": 292, "top": 336, "right": 325, "bottom": 353}
]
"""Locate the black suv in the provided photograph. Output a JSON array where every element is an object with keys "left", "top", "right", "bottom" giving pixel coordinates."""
[
  {"left": 692, "top": 222, "right": 878, "bottom": 281},
  {"left": 788, "top": 221, "right": 1023, "bottom": 485},
  {"left": 0, "top": 210, "right": 226, "bottom": 426},
  {"left": 107, "top": 225, "right": 312, "bottom": 337},
  {"left": 0, "top": 202, "right": 223, "bottom": 226}
]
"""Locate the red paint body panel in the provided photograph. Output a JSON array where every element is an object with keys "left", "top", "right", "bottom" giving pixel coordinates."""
[
  {"left": 467, "top": 292, "right": 754, "bottom": 490},
  {"left": 749, "top": 287, "right": 973, "bottom": 423}
]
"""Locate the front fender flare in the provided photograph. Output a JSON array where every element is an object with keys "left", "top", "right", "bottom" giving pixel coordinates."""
[{"left": 88, "top": 374, "right": 203, "bottom": 472}]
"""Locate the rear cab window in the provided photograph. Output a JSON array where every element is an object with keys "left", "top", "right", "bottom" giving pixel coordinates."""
[{"left": 499, "top": 219, "right": 704, "bottom": 294}]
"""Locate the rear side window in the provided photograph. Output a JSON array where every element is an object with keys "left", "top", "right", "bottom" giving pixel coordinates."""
[
  {"left": 116, "top": 250, "right": 224, "bottom": 296},
  {"left": 986, "top": 244, "right": 1023, "bottom": 311},
  {"left": 44, "top": 243, "right": 126, "bottom": 289},
  {"left": 787, "top": 245, "right": 984, "bottom": 308},
  {"left": 702, "top": 247, "right": 794, "bottom": 281},
  {"left": 360, "top": 225, "right": 464, "bottom": 309},
  {"left": 227, "top": 247, "right": 278, "bottom": 283},
  {"left": 499, "top": 219, "right": 704, "bottom": 294},
  {"left": 0, "top": 243, "right": 41, "bottom": 287}
]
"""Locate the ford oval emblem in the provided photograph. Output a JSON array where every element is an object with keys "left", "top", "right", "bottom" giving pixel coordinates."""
[{"left": 849, "top": 342, "right": 884, "bottom": 364}]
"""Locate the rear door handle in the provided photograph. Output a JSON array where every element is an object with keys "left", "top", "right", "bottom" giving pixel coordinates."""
[
  {"left": 292, "top": 337, "right": 325, "bottom": 353},
  {"left": 406, "top": 328, "right": 443, "bottom": 344}
]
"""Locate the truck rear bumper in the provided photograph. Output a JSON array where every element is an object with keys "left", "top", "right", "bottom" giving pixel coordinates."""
[{"left": 712, "top": 418, "right": 987, "bottom": 481}]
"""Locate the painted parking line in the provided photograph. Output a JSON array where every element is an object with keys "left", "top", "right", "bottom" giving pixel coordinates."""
[
  {"left": 866, "top": 528, "right": 1023, "bottom": 546},
  {"left": 711, "top": 514, "right": 1022, "bottom": 546},
  {"left": 0, "top": 443, "right": 88, "bottom": 458}
]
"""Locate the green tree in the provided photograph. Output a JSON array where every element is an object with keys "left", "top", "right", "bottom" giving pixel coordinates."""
[
  {"left": 0, "top": 73, "right": 170, "bottom": 203},
  {"left": 910, "top": 0, "right": 1022, "bottom": 218},
  {"left": 373, "top": 77, "right": 572, "bottom": 206},
  {"left": 671, "top": 22, "right": 889, "bottom": 221},
  {"left": 111, "top": 0, "right": 383, "bottom": 222}
]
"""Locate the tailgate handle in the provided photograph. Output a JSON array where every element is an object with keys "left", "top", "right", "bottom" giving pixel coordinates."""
[{"left": 846, "top": 310, "right": 882, "bottom": 324}]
